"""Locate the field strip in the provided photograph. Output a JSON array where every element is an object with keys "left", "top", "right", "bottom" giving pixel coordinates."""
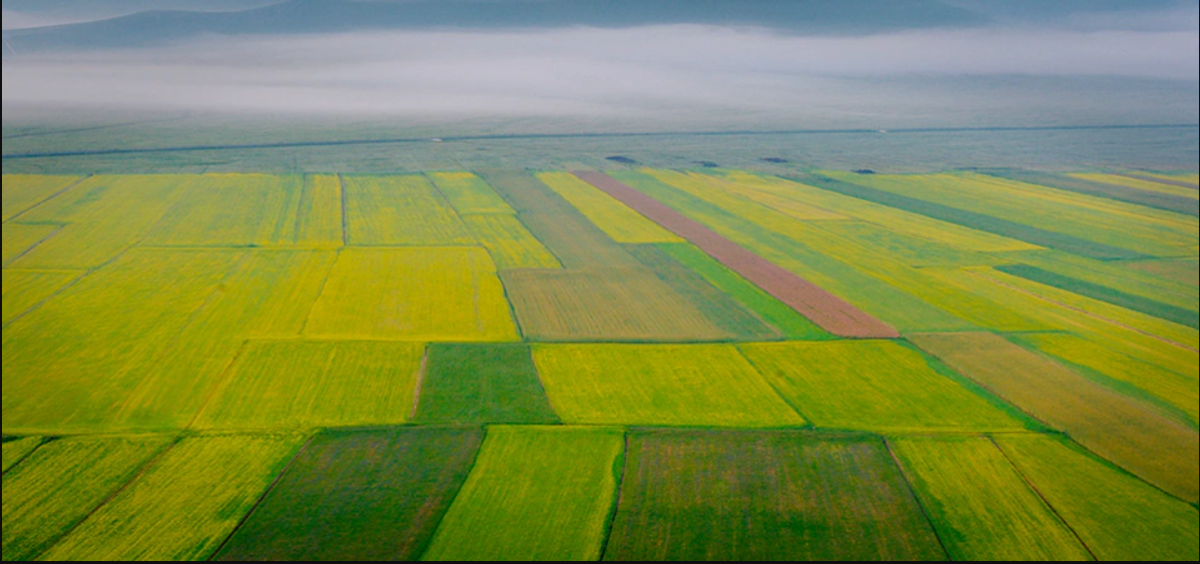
[
  {"left": 2, "top": 175, "right": 90, "bottom": 223},
  {"left": 971, "top": 269, "right": 1198, "bottom": 353},
  {"left": 598, "top": 431, "right": 631, "bottom": 562},
  {"left": 1115, "top": 173, "right": 1200, "bottom": 191},
  {"left": 882, "top": 440, "right": 952, "bottom": 560},
  {"left": 573, "top": 171, "right": 899, "bottom": 339}
]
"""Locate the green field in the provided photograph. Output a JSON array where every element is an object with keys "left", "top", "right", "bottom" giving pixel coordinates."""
[{"left": 3, "top": 161, "right": 1198, "bottom": 560}]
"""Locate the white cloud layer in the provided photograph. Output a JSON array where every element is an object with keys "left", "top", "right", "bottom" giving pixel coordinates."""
[{"left": 3, "top": 25, "right": 1197, "bottom": 116}]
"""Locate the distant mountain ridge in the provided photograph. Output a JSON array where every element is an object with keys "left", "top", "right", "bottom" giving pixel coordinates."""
[{"left": 3, "top": 0, "right": 989, "bottom": 54}]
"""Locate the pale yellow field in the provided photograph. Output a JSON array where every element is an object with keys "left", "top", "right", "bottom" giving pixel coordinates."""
[
  {"left": 343, "top": 175, "right": 475, "bottom": 246},
  {"left": 2, "top": 223, "right": 59, "bottom": 267},
  {"left": 1, "top": 270, "right": 80, "bottom": 327},
  {"left": 142, "top": 174, "right": 307, "bottom": 247},
  {"left": 1, "top": 175, "right": 83, "bottom": 222},
  {"left": 40, "top": 434, "right": 304, "bottom": 561},
  {"left": 293, "top": 174, "right": 344, "bottom": 247},
  {"left": 537, "top": 172, "right": 682, "bottom": 243},
  {"left": 462, "top": 214, "right": 561, "bottom": 270},
  {"left": 305, "top": 248, "right": 519, "bottom": 342},
  {"left": 689, "top": 171, "right": 848, "bottom": 220},
  {"left": 1070, "top": 173, "right": 1199, "bottom": 199},
  {"left": 428, "top": 172, "right": 516, "bottom": 215},
  {"left": 194, "top": 340, "right": 426, "bottom": 430}
]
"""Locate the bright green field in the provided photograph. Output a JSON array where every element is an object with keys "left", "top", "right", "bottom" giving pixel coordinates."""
[{"left": 3, "top": 164, "right": 1197, "bottom": 561}]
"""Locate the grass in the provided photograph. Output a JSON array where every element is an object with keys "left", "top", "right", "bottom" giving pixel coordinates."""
[
  {"left": 141, "top": 174, "right": 306, "bottom": 246},
  {"left": 739, "top": 341, "right": 1026, "bottom": 433},
  {"left": 40, "top": 433, "right": 304, "bottom": 561},
  {"left": 538, "top": 171, "right": 682, "bottom": 243},
  {"left": 910, "top": 332, "right": 1200, "bottom": 504},
  {"left": 997, "top": 263, "right": 1198, "bottom": 329},
  {"left": 304, "top": 248, "right": 519, "bottom": 342},
  {"left": 627, "top": 244, "right": 781, "bottom": 341},
  {"left": 213, "top": 428, "right": 483, "bottom": 561},
  {"left": 427, "top": 171, "right": 516, "bottom": 215},
  {"left": 1, "top": 437, "right": 42, "bottom": 473},
  {"left": 194, "top": 340, "right": 426, "bottom": 430},
  {"left": 889, "top": 436, "right": 1092, "bottom": 561},
  {"left": 533, "top": 344, "right": 804, "bottom": 428},
  {"left": 413, "top": 344, "right": 560, "bottom": 425},
  {"left": 501, "top": 268, "right": 729, "bottom": 342},
  {"left": 1, "top": 435, "right": 172, "bottom": 562},
  {"left": 460, "top": 214, "right": 561, "bottom": 270},
  {"left": 422, "top": 426, "right": 624, "bottom": 561},
  {"left": 655, "top": 243, "right": 831, "bottom": 340},
  {"left": 343, "top": 175, "right": 475, "bottom": 246},
  {"left": 1, "top": 175, "right": 83, "bottom": 222},
  {"left": 1, "top": 270, "right": 80, "bottom": 327},
  {"left": 995, "top": 434, "right": 1199, "bottom": 561},
  {"left": 603, "top": 430, "right": 945, "bottom": 561},
  {"left": 2, "top": 223, "right": 59, "bottom": 267}
]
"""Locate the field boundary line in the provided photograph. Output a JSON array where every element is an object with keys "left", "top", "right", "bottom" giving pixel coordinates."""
[
  {"left": 338, "top": 173, "right": 349, "bottom": 247},
  {"left": 410, "top": 347, "right": 430, "bottom": 421},
  {"left": 4, "top": 174, "right": 91, "bottom": 224},
  {"left": 598, "top": 430, "right": 631, "bottom": 562},
  {"left": 207, "top": 434, "right": 316, "bottom": 561},
  {"left": 971, "top": 269, "right": 1198, "bottom": 354},
  {"left": 31, "top": 434, "right": 183, "bottom": 561},
  {"left": 733, "top": 347, "right": 818, "bottom": 427},
  {"left": 3, "top": 223, "right": 65, "bottom": 268},
  {"left": 988, "top": 437, "right": 1100, "bottom": 561},
  {"left": 1, "top": 269, "right": 88, "bottom": 330},
  {"left": 417, "top": 426, "right": 491, "bottom": 560},
  {"left": 882, "top": 438, "right": 952, "bottom": 561},
  {"left": 185, "top": 340, "right": 253, "bottom": 430},
  {"left": 0, "top": 437, "right": 47, "bottom": 477},
  {"left": 297, "top": 248, "right": 339, "bottom": 336}
]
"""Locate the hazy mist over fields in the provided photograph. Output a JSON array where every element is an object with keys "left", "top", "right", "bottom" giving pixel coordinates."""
[{"left": 3, "top": 0, "right": 1198, "bottom": 128}]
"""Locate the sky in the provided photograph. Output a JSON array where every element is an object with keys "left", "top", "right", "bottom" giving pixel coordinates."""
[{"left": 2, "top": 0, "right": 1197, "bottom": 127}]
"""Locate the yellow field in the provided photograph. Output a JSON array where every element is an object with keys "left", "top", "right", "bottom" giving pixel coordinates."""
[
  {"left": 533, "top": 344, "right": 805, "bottom": 427},
  {"left": 910, "top": 332, "right": 1199, "bottom": 503},
  {"left": 305, "top": 248, "right": 519, "bottom": 342},
  {"left": 2, "top": 223, "right": 59, "bottom": 267},
  {"left": 40, "top": 434, "right": 304, "bottom": 561},
  {"left": 293, "top": 174, "right": 343, "bottom": 247},
  {"left": 8, "top": 175, "right": 193, "bottom": 269},
  {"left": 428, "top": 172, "right": 516, "bottom": 215},
  {"left": 1007, "top": 249, "right": 1198, "bottom": 312},
  {"left": 1, "top": 270, "right": 80, "bottom": 326},
  {"left": 1069, "top": 173, "right": 1199, "bottom": 199},
  {"left": 688, "top": 171, "right": 848, "bottom": 220},
  {"left": 142, "top": 174, "right": 306, "bottom": 246},
  {"left": 501, "top": 268, "right": 728, "bottom": 341},
  {"left": 1020, "top": 333, "right": 1198, "bottom": 424},
  {"left": 537, "top": 172, "right": 682, "bottom": 243},
  {"left": 890, "top": 437, "right": 1092, "bottom": 561},
  {"left": 343, "top": 175, "right": 475, "bottom": 246},
  {"left": 709, "top": 170, "right": 1038, "bottom": 252},
  {"left": 739, "top": 341, "right": 1025, "bottom": 433},
  {"left": 461, "top": 214, "right": 561, "bottom": 270},
  {"left": 2, "top": 437, "right": 41, "bottom": 473},
  {"left": 1, "top": 175, "right": 83, "bottom": 222}
]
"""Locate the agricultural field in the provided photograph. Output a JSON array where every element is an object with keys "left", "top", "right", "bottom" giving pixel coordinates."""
[{"left": 3, "top": 160, "right": 1198, "bottom": 561}]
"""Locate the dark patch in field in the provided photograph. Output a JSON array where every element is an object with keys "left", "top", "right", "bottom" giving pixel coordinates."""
[
  {"left": 413, "top": 344, "right": 560, "bottom": 425},
  {"left": 996, "top": 264, "right": 1199, "bottom": 329},
  {"left": 212, "top": 427, "right": 483, "bottom": 562},
  {"left": 606, "top": 156, "right": 639, "bottom": 164}
]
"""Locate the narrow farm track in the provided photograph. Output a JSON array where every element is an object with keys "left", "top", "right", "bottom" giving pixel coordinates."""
[{"left": 574, "top": 171, "right": 900, "bottom": 339}]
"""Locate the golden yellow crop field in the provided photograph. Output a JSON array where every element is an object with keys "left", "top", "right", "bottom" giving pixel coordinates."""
[
  {"left": 1, "top": 223, "right": 59, "bottom": 267},
  {"left": 687, "top": 171, "right": 848, "bottom": 221},
  {"left": 428, "top": 171, "right": 516, "bottom": 215},
  {"left": 1, "top": 175, "right": 83, "bottom": 222},
  {"left": 293, "top": 174, "right": 344, "bottom": 247},
  {"left": 343, "top": 175, "right": 475, "bottom": 246},
  {"left": 142, "top": 174, "right": 306, "bottom": 246},
  {"left": 1, "top": 270, "right": 80, "bottom": 327},
  {"left": 462, "top": 214, "right": 561, "bottom": 270},
  {"left": 304, "top": 248, "right": 519, "bottom": 342},
  {"left": 537, "top": 171, "right": 683, "bottom": 243}
]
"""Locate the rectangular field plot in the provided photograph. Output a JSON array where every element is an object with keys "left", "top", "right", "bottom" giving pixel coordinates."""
[
  {"left": 1, "top": 270, "right": 80, "bottom": 327},
  {"left": 603, "top": 430, "right": 945, "bottom": 561},
  {"left": 2, "top": 175, "right": 82, "bottom": 222},
  {"left": 344, "top": 175, "right": 474, "bottom": 246},
  {"left": 2, "top": 437, "right": 42, "bottom": 473},
  {"left": 461, "top": 214, "right": 561, "bottom": 270},
  {"left": 214, "top": 428, "right": 482, "bottom": 562},
  {"left": 194, "top": 341, "right": 425, "bottom": 430},
  {"left": 428, "top": 171, "right": 515, "bottom": 215},
  {"left": 41, "top": 434, "right": 304, "bottom": 562},
  {"left": 996, "top": 435, "right": 1199, "bottom": 561},
  {"left": 8, "top": 175, "right": 192, "bottom": 269},
  {"left": 423, "top": 427, "right": 624, "bottom": 561},
  {"left": 911, "top": 332, "right": 1199, "bottom": 503},
  {"left": 890, "top": 437, "right": 1092, "bottom": 561},
  {"left": 1, "top": 435, "right": 172, "bottom": 562},
  {"left": 142, "top": 174, "right": 307, "bottom": 247},
  {"left": 538, "top": 171, "right": 682, "bottom": 243},
  {"left": 293, "top": 174, "right": 344, "bottom": 246},
  {"left": 502, "top": 268, "right": 729, "bottom": 342},
  {"left": 656, "top": 243, "right": 830, "bottom": 340},
  {"left": 739, "top": 341, "right": 1026, "bottom": 433},
  {"left": 413, "top": 344, "right": 559, "bottom": 425},
  {"left": 2, "top": 223, "right": 59, "bottom": 267},
  {"left": 533, "top": 345, "right": 803, "bottom": 428},
  {"left": 305, "top": 248, "right": 519, "bottom": 342}
]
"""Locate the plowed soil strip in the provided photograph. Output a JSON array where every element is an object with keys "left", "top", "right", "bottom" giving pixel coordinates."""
[{"left": 574, "top": 172, "right": 898, "bottom": 339}]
